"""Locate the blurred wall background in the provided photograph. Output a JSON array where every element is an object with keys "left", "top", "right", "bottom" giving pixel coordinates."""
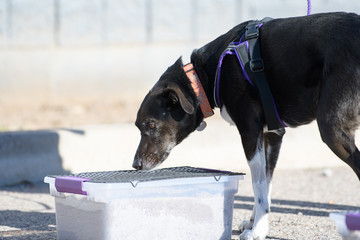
[
  {"left": 0, "top": 0, "right": 359, "bottom": 101},
  {"left": 0, "top": 0, "right": 360, "bottom": 180}
]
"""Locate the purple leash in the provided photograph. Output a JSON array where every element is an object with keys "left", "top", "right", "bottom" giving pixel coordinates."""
[{"left": 307, "top": 0, "right": 311, "bottom": 15}]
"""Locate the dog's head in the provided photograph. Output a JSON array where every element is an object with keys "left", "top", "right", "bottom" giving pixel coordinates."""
[{"left": 133, "top": 57, "right": 203, "bottom": 170}]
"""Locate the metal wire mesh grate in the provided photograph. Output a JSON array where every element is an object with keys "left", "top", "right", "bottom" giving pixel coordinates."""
[{"left": 53, "top": 166, "right": 244, "bottom": 183}]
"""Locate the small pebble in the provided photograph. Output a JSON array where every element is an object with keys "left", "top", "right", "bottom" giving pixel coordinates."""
[{"left": 321, "top": 168, "right": 333, "bottom": 177}]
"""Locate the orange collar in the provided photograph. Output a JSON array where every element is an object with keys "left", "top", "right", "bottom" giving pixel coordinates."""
[{"left": 183, "top": 63, "right": 214, "bottom": 118}]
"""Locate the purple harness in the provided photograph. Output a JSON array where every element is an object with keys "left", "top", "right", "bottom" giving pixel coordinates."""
[
  {"left": 214, "top": 18, "right": 287, "bottom": 130},
  {"left": 213, "top": 32, "right": 256, "bottom": 105}
]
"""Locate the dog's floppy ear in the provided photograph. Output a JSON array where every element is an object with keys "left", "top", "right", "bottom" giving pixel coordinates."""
[{"left": 164, "top": 83, "right": 195, "bottom": 114}]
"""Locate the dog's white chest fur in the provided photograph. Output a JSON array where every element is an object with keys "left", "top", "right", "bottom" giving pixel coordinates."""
[{"left": 220, "top": 105, "right": 236, "bottom": 126}]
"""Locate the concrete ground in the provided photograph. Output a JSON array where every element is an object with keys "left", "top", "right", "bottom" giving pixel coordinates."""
[
  {"left": 0, "top": 167, "right": 359, "bottom": 239},
  {"left": 0, "top": 114, "right": 359, "bottom": 239}
]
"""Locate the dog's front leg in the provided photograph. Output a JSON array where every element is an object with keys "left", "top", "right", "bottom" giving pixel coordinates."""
[{"left": 240, "top": 134, "right": 269, "bottom": 240}]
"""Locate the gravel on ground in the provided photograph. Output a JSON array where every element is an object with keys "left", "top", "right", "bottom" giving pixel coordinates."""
[{"left": 1, "top": 167, "right": 359, "bottom": 240}]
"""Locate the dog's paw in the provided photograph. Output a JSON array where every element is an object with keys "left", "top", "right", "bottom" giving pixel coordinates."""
[
  {"left": 239, "top": 219, "right": 268, "bottom": 240},
  {"left": 240, "top": 229, "right": 265, "bottom": 240},
  {"left": 239, "top": 219, "right": 253, "bottom": 232}
]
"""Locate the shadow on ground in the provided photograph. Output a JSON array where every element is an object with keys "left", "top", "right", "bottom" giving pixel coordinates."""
[
  {"left": 0, "top": 210, "right": 56, "bottom": 239},
  {"left": 234, "top": 195, "right": 358, "bottom": 217}
]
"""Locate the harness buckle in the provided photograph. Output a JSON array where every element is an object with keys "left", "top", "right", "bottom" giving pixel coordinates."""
[
  {"left": 250, "top": 58, "right": 264, "bottom": 72},
  {"left": 245, "top": 23, "right": 259, "bottom": 39}
]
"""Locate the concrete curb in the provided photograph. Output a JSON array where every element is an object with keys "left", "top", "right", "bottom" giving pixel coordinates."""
[{"left": 0, "top": 118, "right": 352, "bottom": 187}]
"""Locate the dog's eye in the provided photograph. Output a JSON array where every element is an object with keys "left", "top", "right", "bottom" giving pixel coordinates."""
[
  {"left": 149, "top": 122, "right": 156, "bottom": 129},
  {"left": 169, "top": 93, "right": 178, "bottom": 105}
]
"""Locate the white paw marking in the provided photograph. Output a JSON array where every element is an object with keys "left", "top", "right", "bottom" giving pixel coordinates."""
[
  {"left": 239, "top": 219, "right": 253, "bottom": 232},
  {"left": 241, "top": 136, "right": 269, "bottom": 240},
  {"left": 240, "top": 229, "right": 261, "bottom": 240}
]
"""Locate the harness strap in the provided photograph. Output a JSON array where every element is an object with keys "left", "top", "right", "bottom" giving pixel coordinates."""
[
  {"left": 215, "top": 18, "right": 286, "bottom": 130},
  {"left": 242, "top": 19, "right": 286, "bottom": 130}
]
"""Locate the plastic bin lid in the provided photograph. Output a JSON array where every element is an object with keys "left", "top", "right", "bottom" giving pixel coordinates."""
[
  {"left": 48, "top": 166, "right": 245, "bottom": 195},
  {"left": 51, "top": 166, "right": 244, "bottom": 183}
]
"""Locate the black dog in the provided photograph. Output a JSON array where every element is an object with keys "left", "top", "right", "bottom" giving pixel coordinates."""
[{"left": 134, "top": 12, "right": 360, "bottom": 240}]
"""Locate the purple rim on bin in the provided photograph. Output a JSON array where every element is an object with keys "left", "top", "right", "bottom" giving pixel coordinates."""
[
  {"left": 346, "top": 212, "right": 360, "bottom": 231},
  {"left": 55, "top": 176, "right": 90, "bottom": 195}
]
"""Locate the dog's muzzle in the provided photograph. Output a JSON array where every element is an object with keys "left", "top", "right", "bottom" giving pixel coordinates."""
[{"left": 132, "top": 157, "right": 142, "bottom": 170}]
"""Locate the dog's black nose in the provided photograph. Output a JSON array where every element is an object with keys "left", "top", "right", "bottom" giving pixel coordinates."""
[{"left": 132, "top": 158, "right": 142, "bottom": 170}]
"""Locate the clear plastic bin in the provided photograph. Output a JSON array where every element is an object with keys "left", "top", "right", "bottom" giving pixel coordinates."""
[
  {"left": 45, "top": 166, "right": 244, "bottom": 240},
  {"left": 330, "top": 211, "right": 360, "bottom": 240}
]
